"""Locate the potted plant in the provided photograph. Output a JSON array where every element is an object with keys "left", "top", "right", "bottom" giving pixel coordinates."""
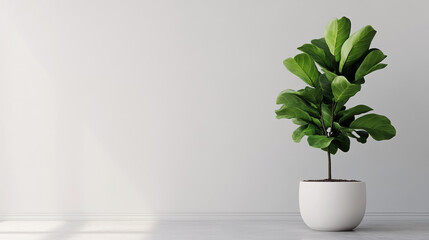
[{"left": 275, "top": 16, "right": 396, "bottom": 231}]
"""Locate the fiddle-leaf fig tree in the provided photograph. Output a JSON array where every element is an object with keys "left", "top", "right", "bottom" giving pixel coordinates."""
[{"left": 276, "top": 17, "right": 396, "bottom": 180}]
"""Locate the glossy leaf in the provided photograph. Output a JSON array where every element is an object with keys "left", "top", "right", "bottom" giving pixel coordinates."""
[
  {"left": 338, "top": 104, "right": 373, "bottom": 123},
  {"left": 331, "top": 76, "right": 361, "bottom": 102},
  {"left": 276, "top": 91, "right": 319, "bottom": 116},
  {"left": 285, "top": 87, "right": 322, "bottom": 106},
  {"left": 283, "top": 53, "right": 320, "bottom": 87},
  {"left": 334, "top": 99, "right": 348, "bottom": 114},
  {"left": 311, "top": 117, "right": 322, "bottom": 128},
  {"left": 292, "top": 125, "right": 308, "bottom": 143},
  {"left": 354, "top": 78, "right": 366, "bottom": 84},
  {"left": 339, "top": 25, "right": 377, "bottom": 72},
  {"left": 355, "top": 49, "right": 387, "bottom": 80},
  {"left": 292, "top": 118, "right": 307, "bottom": 125},
  {"left": 322, "top": 141, "right": 338, "bottom": 155},
  {"left": 321, "top": 103, "right": 332, "bottom": 128},
  {"left": 311, "top": 38, "right": 336, "bottom": 70},
  {"left": 319, "top": 74, "right": 334, "bottom": 102},
  {"left": 322, "top": 142, "right": 339, "bottom": 155},
  {"left": 324, "top": 17, "right": 351, "bottom": 62},
  {"left": 364, "top": 64, "right": 387, "bottom": 78},
  {"left": 355, "top": 130, "right": 369, "bottom": 143},
  {"left": 311, "top": 38, "right": 331, "bottom": 54},
  {"left": 340, "top": 115, "right": 355, "bottom": 127},
  {"left": 292, "top": 124, "right": 320, "bottom": 143},
  {"left": 307, "top": 135, "right": 334, "bottom": 149},
  {"left": 354, "top": 130, "right": 369, "bottom": 143},
  {"left": 334, "top": 123, "right": 353, "bottom": 134},
  {"left": 298, "top": 44, "right": 330, "bottom": 69},
  {"left": 333, "top": 133, "right": 350, "bottom": 152},
  {"left": 321, "top": 68, "right": 338, "bottom": 82},
  {"left": 350, "top": 114, "right": 396, "bottom": 140},
  {"left": 328, "top": 143, "right": 338, "bottom": 155},
  {"left": 275, "top": 106, "right": 312, "bottom": 121}
]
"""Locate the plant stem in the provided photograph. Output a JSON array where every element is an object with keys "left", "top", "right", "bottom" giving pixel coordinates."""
[
  {"left": 327, "top": 148, "right": 332, "bottom": 180},
  {"left": 326, "top": 102, "right": 337, "bottom": 180}
]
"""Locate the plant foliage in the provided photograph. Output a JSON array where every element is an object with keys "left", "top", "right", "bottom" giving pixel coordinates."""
[{"left": 276, "top": 17, "right": 396, "bottom": 161}]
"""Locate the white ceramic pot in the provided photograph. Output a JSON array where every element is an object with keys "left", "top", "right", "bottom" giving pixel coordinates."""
[{"left": 299, "top": 181, "right": 366, "bottom": 231}]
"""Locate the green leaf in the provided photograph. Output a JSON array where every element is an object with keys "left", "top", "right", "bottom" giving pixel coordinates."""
[
  {"left": 307, "top": 135, "right": 334, "bottom": 149},
  {"left": 311, "top": 38, "right": 331, "bottom": 53},
  {"left": 340, "top": 116, "right": 355, "bottom": 127},
  {"left": 333, "top": 133, "right": 350, "bottom": 152},
  {"left": 292, "top": 125, "right": 308, "bottom": 143},
  {"left": 283, "top": 53, "right": 320, "bottom": 87},
  {"left": 298, "top": 44, "right": 330, "bottom": 69},
  {"left": 311, "top": 117, "right": 322, "bottom": 128},
  {"left": 339, "top": 25, "right": 377, "bottom": 72},
  {"left": 292, "top": 124, "right": 320, "bottom": 143},
  {"left": 319, "top": 74, "right": 334, "bottom": 102},
  {"left": 292, "top": 118, "right": 307, "bottom": 125},
  {"left": 285, "top": 87, "right": 322, "bottom": 106},
  {"left": 324, "top": 17, "right": 351, "bottom": 62},
  {"left": 354, "top": 130, "right": 369, "bottom": 143},
  {"left": 276, "top": 91, "right": 319, "bottom": 116},
  {"left": 329, "top": 143, "right": 338, "bottom": 155},
  {"left": 334, "top": 99, "right": 348, "bottom": 114},
  {"left": 322, "top": 142, "right": 338, "bottom": 155},
  {"left": 321, "top": 103, "right": 332, "bottom": 128},
  {"left": 350, "top": 114, "right": 396, "bottom": 140},
  {"left": 275, "top": 106, "right": 312, "bottom": 121},
  {"left": 311, "top": 38, "right": 336, "bottom": 68},
  {"left": 331, "top": 76, "right": 361, "bottom": 102},
  {"left": 321, "top": 68, "right": 338, "bottom": 82},
  {"left": 365, "top": 63, "right": 387, "bottom": 77},
  {"left": 338, "top": 104, "right": 373, "bottom": 123},
  {"left": 354, "top": 78, "right": 366, "bottom": 84},
  {"left": 334, "top": 122, "right": 352, "bottom": 132},
  {"left": 355, "top": 130, "right": 369, "bottom": 143},
  {"left": 355, "top": 49, "right": 387, "bottom": 80}
]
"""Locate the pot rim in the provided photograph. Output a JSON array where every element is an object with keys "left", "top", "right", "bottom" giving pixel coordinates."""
[{"left": 300, "top": 180, "right": 365, "bottom": 183}]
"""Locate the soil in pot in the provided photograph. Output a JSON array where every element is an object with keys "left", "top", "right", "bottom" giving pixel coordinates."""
[{"left": 303, "top": 179, "right": 360, "bottom": 182}]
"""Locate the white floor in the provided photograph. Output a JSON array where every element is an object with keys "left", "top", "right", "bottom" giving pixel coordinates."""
[{"left": 0, "top": 216, "right": 428, "bottom": 240}]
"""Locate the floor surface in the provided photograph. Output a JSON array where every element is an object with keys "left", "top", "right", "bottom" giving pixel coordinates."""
[{"left": 0, "top": 216, "right": 428, "bottom": 240}]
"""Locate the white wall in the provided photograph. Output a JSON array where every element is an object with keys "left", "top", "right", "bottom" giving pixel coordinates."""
[{"left": 0, "top": 0, "right": 428, "bottom": 215}]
